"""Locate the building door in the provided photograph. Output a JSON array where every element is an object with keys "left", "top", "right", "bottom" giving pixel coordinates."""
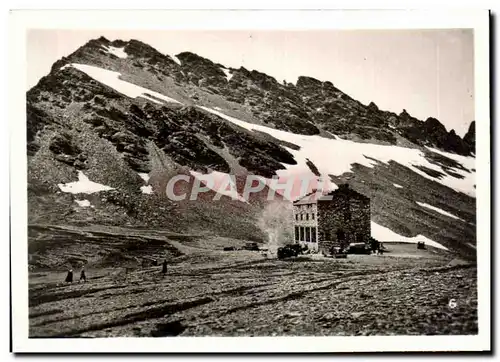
[
  {"left": 337, "top": 229, "right": 345, "bottom": 241},
  {"left": 337, "top": 229, "right": 347, "bottom": 248}
]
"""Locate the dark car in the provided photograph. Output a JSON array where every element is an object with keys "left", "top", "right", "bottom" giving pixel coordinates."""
[
  {"left": 346, "top": 242, "right": 372, "bottom": 255},
  {"left": 277, "top": 244, "right": 304, "bottom": 259},
  {"left": 242, "top": 242, "right": 260, "bottom": 251},
  {"left": 326, "top": 245, "right": 349, "bottom": 258}
]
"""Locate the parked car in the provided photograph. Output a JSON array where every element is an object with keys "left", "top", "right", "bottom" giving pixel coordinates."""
[
  {"left": 242, "top": 242, "right": 260, "bottom": 251},
  {"left": 324, "top": 245, "right": 349, "bottom": 258},
  {"left": 277, "top": 244, "right": 304, "bottom": 259},
  {"left": 346, "top": 242, "right": 372, "bottom": 255}
]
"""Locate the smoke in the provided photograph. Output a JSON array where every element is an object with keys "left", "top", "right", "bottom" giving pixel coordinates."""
[{"left": 257, "top": 201, "right": 293, "bottom": 257}]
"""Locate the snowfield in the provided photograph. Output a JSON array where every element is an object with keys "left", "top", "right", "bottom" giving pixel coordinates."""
[
  {"left": 198, "top": 107, "right": 475, "bottom": 198},
  {"left": 393, "top": 183, "right": 404, "bottom": 189},
  {"left": 416, "top": 201, "right": 463, "bottom": 221},
  {"left": 63, "top": 63, "right": 183, "bottom": 105},
  {"left": 426, "top": 147, "right": 475, "bottom": 171},
  {"left": 58, "top": 171, "right": 114, "bottom": 194},
  {"left": 371, "top": 222, "right": 448, "bottom": 250}
]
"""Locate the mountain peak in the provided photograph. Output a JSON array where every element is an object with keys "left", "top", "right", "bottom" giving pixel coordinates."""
[
  {"left": 296, "top": 76, "right": 323, "bottom": 89},
  {"left": 368, "top": 101, "right": 379, "bottom": 111},
  {"left": 463, "top": 120, "right": 475, "bottom": 154},
  {"left": 424, "top": 117, "right": 447, "bottom": 133}
]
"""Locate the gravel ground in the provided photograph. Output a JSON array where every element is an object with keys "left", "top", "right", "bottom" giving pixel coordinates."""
[{"left": 29, "top": 243, "right": 477, "bottom": 337}]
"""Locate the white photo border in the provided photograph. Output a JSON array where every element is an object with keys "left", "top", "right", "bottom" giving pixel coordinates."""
[{"left": 9, "top": 9, "right": 491, "bottom": 353}]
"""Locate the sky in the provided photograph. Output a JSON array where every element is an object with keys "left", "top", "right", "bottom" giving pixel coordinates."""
[{"left": 27, "top": 29, "right": 474, "bottom": 136}]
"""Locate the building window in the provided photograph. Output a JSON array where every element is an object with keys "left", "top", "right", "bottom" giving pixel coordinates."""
[
  {"left": 300, "top": 214, "right": 303, "bottom": 221},
  {"left": 300, "top": 227, "right": 305, "bottom": 241},
  {"left": 295, "top": 226, "right": 300, "bottom": 241},
  {"left": 312, "top": 212, "right": 315, "bottom": 220},
  {"left": 295, "top": 214, "right": 298, "bottom": 221},
  {"left": 324, "top": 230, "right": 331, "bottom": 240},
  {"left": 312, "top": 227, "right": 317, "bottom": 243},
  {"left": 306, "top": 213, "right": 309, "bottom": 220},
  {"left": 306, "top": 227, "right": 311, "bottom": 242}
]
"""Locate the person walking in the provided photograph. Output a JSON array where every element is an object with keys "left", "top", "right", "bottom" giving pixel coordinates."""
[
  {"left": 65, "top": 269, "right": 73, "bottom": 283},
  {"left": 79, "top": 267, "right": 87, "bottom": 282},
  {"left": 161, "top": 259, "right": 168, "bottom": 276}
]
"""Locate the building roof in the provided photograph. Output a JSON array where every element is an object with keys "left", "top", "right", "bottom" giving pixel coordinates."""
[
  {"left": 293, "top": 190, "right": 319, "bottom": 205},
  {"left": 293, "top": 184, "right": 369, "bottom": 205}
]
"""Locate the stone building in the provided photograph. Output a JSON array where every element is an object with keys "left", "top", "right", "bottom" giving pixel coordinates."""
[{"left": 292, "top": 184, "right": 371, "bottom": 254}]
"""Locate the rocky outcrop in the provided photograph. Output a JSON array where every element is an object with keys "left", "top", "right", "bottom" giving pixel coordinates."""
[
  {"left": 177, "top": 52, "right": 228, "bottom": 88},
  {"left": 463, "top": 121, "right": 475, "bottom": 154}
]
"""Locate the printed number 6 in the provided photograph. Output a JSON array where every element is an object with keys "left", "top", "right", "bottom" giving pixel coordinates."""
[{"left": 448, "top": 299, "right": 457, "bottom": 309}]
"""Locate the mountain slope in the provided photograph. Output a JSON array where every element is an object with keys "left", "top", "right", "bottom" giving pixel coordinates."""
[{"left": 27, "top": 36, "right": 476, "bottom": 264}]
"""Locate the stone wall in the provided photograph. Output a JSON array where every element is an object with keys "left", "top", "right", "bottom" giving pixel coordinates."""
[
  {"left": 316, "top": 194, "right": 370, "bottom": 254},
  {"left": 350, "top": 198, "right": 371, "bottom": 244}
]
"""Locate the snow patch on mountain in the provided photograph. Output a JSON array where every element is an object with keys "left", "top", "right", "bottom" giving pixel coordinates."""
[
  {"left": 75, "top": 199, "right": 92, "bottom": 207},
  {"left": 198, "top": 106, "right": 475, "bottom": 198},
  {"left": 393, "top": 183, "right": 403, "bottom": 189},
  {"left": 416, "top": 201, "right": 463, "bottom": 221},
  {"left": 138, "top": 173, "right": 150, "bottom": 183},
  {"left": 221, "top": 67, "right": 233, "bottom": 81},
  {"left": 64, "top": 63, "right": 182, "bottom": 105},
  {"left": 371, "top": 222, "right": 448, "bottom": 250},
  {"left": 140, "top": 185, "right": 153, "bottom": 194},
  {"left": 137, "top": 173, "right": 153, "bottom": 194},
  {"left": 102, "top": 45, "right": 128, "bottom": 59},
  {"left": 58, "top": 171, "right": 114, "bottom": 194},
  {"left": 170, "top": 54, "right": 182, "bottom": 65}
]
